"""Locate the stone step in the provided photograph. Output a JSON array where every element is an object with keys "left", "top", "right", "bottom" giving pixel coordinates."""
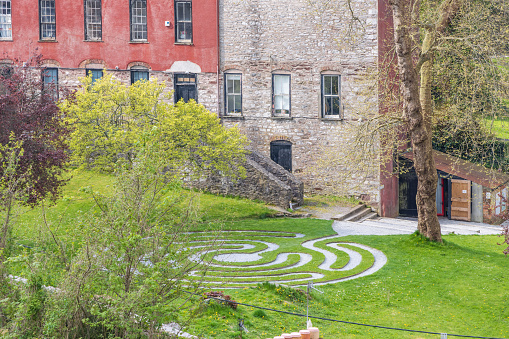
[
  {"left": 332, "top": 204, "right": 367, "bottom": 221},
  {"left": 358, "top": 211, "right": 379, "bottom": 223},
  {"left": 333, "top": 204, "right": 378, "bottom": 222},
  {"left": 348, "top": 207, "right": 374, "bottom": 222}
]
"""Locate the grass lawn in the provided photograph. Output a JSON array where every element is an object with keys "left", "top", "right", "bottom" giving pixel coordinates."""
[
  {"left": 9, "top": 170, "right": 509, "bottom": 339},
  {"left": 484, "top": 118, "right": 509, "bottom": 139},
  {"left": 186, "top": 231, "right": 509, "bottom": 339},
  {"left": 13, "top": 169, "right": 276, "bottom": 247}
]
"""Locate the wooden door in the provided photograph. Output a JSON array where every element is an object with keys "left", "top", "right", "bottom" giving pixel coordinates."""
[{"left": 451, "top": 179, "right": 471, "bottom": 221}]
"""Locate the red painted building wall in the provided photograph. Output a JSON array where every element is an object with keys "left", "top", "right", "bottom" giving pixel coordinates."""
[
  {"left": 378, "top": 0, "right": 399, "bottom": 217},
  {"left": 0, "top": 0, "right": 218, "bottom": 72}
]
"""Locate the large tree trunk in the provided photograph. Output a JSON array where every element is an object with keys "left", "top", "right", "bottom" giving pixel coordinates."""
[{"left": 390, "top": 0, "right": 442, "bottom": 242}]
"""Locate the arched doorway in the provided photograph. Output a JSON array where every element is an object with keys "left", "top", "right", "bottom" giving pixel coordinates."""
[{"left": 270, "top": 140, "right": 292, "bottom": 172}]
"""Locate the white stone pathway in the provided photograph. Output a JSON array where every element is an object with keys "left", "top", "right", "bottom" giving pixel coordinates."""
[
  {"left": 187, "top": 230, "right": 388, "bottom": 287},
  {"left": 333, "top": 217, "right": 502, "bottom": 236}
]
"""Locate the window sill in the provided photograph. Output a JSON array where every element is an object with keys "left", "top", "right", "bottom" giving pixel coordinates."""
[
  {"left": 321, "top": 116, "right": 343, "bottom": 121},
  {"left": 0, "top": 39, "right": 13, "bottom": 42},
  {"left": 129, "top": 41, "right": 149, "bottom": 44},
  {"left": 271, "top": 116, "right": 293, "bottom": 120},
  {"left": 221, "top": 115, "right": 245, "bottom": 120},
  {"left": 38, "top": 39, "right": 58, "bottom": 43},
  {"left": 174, "top": 42, "right": 194, "bottom": 46},
  {"left": 83, "top": 40, "right": 104, "bottom": 42}
]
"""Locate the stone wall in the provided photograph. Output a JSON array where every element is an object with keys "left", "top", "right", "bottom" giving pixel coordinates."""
[
  {"left": 54, "top": 68, "right": 218, "bottom": 114},
  {"left": 193, "top": 150, "right": 304, "bottom": 209},
  {"left": 219, "top": 0, "right": 380, "bottom": 202}
]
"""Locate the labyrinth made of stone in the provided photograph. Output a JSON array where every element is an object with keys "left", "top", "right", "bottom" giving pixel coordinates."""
[{"left": 185, "top": 230, "right": 387, "bottom": 288}]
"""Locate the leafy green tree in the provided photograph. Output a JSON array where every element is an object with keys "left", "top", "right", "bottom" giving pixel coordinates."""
[
  {"left": 43, "top": 144, "right": 218, "bottom": 338},
  {"left": 0, "top": 135, "right": 28, "bottom": 268},
  {"left": 60, "top": 73, "right": 247, "bottom": 177},
  {"left": 20, "top": 73, "right": 247, "bottom": 338},
  {"left": 386, "top": 0, "right": 509, "bottom": 241}
]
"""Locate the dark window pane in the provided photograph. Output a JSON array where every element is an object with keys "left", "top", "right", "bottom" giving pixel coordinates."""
[
  {"left": 177, "top": 3, "right": 184, "bottom": 21},
  {"left": 324, "top": 97, "right": 332, "bottom": 115},
  {"left": 227, "top": 96, "right": 234, "bottom": 113},
  {"left": 227, "top": 79, "right": 234, "bottom": 93},
  {"left": 184, "top": 3, "right": 191, "bottom": 21},
  {"left": 234, "top": 95, "right": 242, "bottom": 112},
  {"left": 177, "top": 23, "right": 184, "bottom": 39},
  {"left": 324, "top": 76, "right": 332, "bottom": 95},
  {"left": 332, "top": 97, "right": 340, "bottom": 115},
  {"left": 184, "top": 22, "right": 192, "bottom": 40},
  {"left": 331, "top": 76, "right": 339, "bottom": 95},
  {"left": 234, "top": 78, "right": 241, "bottom": 93},
  {"left": 43, "top": 68, "right": 58, "bottom": 99},
  {"left": 88, "top": 69, "right": 103, "bottom": 84},
  {"left": 131, "top": 70, "right": 149, "bottom": 84}
]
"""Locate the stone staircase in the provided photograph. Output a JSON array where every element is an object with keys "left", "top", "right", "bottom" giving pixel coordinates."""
[
  {"left": 189, "top": 149, "right": 304, "bottom": 209},
  {"left": 332, "top": 204, "right": 378, "bottom": 222}
]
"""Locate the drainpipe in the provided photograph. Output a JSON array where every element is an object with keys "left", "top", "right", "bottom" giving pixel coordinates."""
[{"left": 216, "top": 0, "right": 221, "bottom": 122}]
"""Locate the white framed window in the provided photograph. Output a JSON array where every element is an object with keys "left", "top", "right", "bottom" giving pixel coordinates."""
[
  {"left": 175, "top": 1, "right": 192, "bottom": 43},
  {"left": 321, "top": 74, "right": 341, "bottom": 117},
  {"left": 85, "top": 0, "right": 102, "bottom": 41},
  {"left": 0, "top": 0, "right": 12, "bottom": 40},
  {"left": 272, "top": 74, "right": 290, "bottom": 116},
  {"left": 39, "top": 0, "right": 56, "bottom": 40},
  {"left": 225, "top": 73, "right": 242, "bottom": 115},
  {"left": 130, "top": 0, "right": 147, "bottom": 41}
]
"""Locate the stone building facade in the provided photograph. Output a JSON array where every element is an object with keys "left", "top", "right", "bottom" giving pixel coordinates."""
[{"left": 218, "top": 0, "right": 380, "bottom": 201}]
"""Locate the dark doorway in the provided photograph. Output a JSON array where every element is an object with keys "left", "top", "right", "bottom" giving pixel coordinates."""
[
  {"left": 399, "top": 169, "right": 418, "bottom": 217},
  {"left": 270, "top": 140, "right": 292, "bottom": 172},
  {"left": 174, "top": 73, "right": 197, "bottom": 103},
  {"left": 399, "top": 169, "right": 450, "bottom": 218}
]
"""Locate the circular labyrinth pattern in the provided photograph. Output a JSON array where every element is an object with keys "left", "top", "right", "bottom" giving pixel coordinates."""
[{"left": 186, "top": 230, "right": 387, "bottom": 288}]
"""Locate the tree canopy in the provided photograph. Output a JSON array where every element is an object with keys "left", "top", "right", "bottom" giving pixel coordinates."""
[
  {"left": 0, "top": 60, "right": 69, "bottom": 206},
  {"left": 60, "top": 73, "right": 248, "bottom": 177}
]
